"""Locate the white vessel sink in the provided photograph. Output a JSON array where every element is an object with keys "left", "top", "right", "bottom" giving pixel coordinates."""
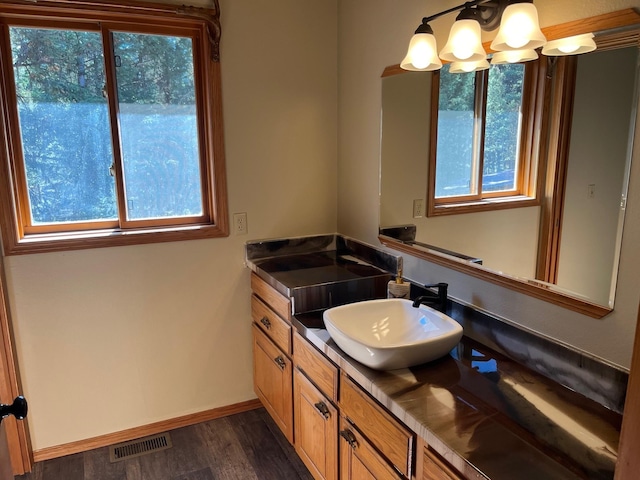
[{"left": 323, "top": 298, "right": 463, "bottom": 370}]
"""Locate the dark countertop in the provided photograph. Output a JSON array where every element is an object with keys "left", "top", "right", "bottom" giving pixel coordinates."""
[
  {"left": 248, "top": 251, "right": 393, "bottom": 313},
  {"left": 294, "top": 312, "right": 621, "bottom": 480},
  {"left": 250, "top": 251, "right": 391, "bottom": 293}
]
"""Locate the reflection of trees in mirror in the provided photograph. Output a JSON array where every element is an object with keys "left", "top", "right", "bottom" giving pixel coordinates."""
[
  {"left": 484, "top": 64, "right": 524, "bottom": 191},
  {"left": 435, "top": 63, "right": 525, "bottom": 197},
  {"left": 10, "top": 27, "right": 201, "bottom": 225}
]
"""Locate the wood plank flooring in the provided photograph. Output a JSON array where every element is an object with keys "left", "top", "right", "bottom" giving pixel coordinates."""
[{"left": 16, "top": 408, "right": 312, "bottom": 480}]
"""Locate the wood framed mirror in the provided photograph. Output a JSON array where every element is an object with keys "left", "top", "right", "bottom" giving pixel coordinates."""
[{"left": 379, "top": 9, "right": 640, "bottom": 318}]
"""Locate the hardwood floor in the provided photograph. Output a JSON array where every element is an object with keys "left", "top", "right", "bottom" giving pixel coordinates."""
[{"left": 16, "top": 408, "right": 312, "bottom": 480}]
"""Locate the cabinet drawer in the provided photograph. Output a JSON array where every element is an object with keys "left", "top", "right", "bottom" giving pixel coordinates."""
[
  {"left": 252, "top": 324, "right": 293, "bottom": 444},
  {"left": 339, "top": 417, "right": 399, "bottom": 480},
  {"left": 340, "top": 375, "right": 414, "bottom": 478},
  {"left": 251, "top": 273, "right": 291, "bottom": 322},
  {"left": 416, "top": 437, "right": 462, "bottom": 480},
  {"left": 294, "top": 333, "right": 338, "bottom": 402},
  {"left": 252, "top": 295, "right": 291, "bottom": 355}
]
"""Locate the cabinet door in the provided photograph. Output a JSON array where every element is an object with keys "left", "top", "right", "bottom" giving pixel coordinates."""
[
  {"left": 339, "top": 418, "right": 400, "bottom": 480},
  {"left": 252, "top": 324, "right": 293, "bottom": 443},
  {"left": 294, "top": 370, "right": 338, "bottom": 480}
]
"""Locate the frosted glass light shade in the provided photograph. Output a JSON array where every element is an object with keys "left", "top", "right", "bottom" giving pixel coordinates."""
[
  {"left": 542, "top": 33, "right": 596, "bottom": 56},
  {"left": 439, "top": 19, "right": 487, "bottom": 62},
  {"left": 449, "top": 59, "right": 490, "bottom": 73},
  {"left": 490, "top": 3, "right": 546, "bottom": 51},
  {"left": 491, "top": 49, "right": 538, "bottom": 64},
  {"left": 401, "top": 33, "right": 442, "bottom": 71}
]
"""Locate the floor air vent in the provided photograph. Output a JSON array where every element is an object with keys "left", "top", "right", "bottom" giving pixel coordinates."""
[{"left": 109, "top": 432, "right": 172, "bottom": 462}]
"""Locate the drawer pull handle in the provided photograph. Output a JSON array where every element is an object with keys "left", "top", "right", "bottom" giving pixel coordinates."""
[
  {"left": 339, "top": 429, "right": 358, "bottom": 450},
  {"left": 274, "top": 355, "right": 286, "bottom": 370},
  {"left": 260, "top": 317, "right": 271, "bottom": 329},
  {"left": 314, "top": 401, "right": 330, "bottom": 419}
]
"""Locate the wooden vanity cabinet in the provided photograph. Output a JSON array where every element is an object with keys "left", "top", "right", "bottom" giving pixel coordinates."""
[
  {"left": 415, "top": 437, "right": 462, "bottom": 480},
  {"left": 250, "top": 271, "right": 459, "bottom": 479},
  {"left": 250, "top": 273, "right": 294, "bottom": 443}
]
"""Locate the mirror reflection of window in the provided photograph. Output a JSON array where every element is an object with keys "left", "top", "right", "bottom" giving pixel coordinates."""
[
  {"left": 484, "top": 63, "right": 525, "bottom": 193},
  {"left": 435, "top": 64, "right": 476, "bottom": 198},
  {"left": 379, "top": 34, "right": 639, "bottom": 311},
  {"left": 434, "top": 63, "right": 526, "bottom": 199},
  {"left": 427, "top": 60, "right": 540, "bottom": 217}
]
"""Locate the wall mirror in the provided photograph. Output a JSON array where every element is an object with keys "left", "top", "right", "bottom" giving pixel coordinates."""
[{"left": 379, "top": 10, "right": 640, "bottom": 318}]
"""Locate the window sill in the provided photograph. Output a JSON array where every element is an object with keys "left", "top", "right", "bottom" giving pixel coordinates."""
[
  {"left": 3, "top": 223, "right": 229, "bottom": 255},
  {"left": 428, "top": 195, "right": 539, "bottom": 217}
]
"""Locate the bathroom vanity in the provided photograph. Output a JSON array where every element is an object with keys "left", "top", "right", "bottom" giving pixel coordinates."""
[{"left": 246, "top": 235, "right": 624, "bottom": 480}]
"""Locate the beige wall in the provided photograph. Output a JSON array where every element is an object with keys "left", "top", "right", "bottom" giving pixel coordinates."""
[
  {"left": 3, "top": 0, "right": 338, "bottom": 450},
  {"left": 338, "top": 0, "right": 640, "bottom": 368},
  {"left": 558, "top": 47, "right": 637, "bottom": 305}
]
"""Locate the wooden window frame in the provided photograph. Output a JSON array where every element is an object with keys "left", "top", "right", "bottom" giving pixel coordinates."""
[
  {"left": 427, "top": 59, "right": 544, "bottom": 217},
  {"left": 0, "top": 0, "right": 228, "bottom": 255}
]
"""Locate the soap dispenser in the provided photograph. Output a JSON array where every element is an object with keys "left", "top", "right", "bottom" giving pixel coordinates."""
[{"left": 387, "top": 267, "right": 410, "bottom": 299}]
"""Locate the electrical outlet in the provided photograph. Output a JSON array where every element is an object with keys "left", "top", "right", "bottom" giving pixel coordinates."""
[
  {"left": 413, "top": 199, "right": 424, "bottom": 218},
  {"left": 587, "top": 184, "right": 596, "bottom": 199},
  {"left": 233, "top": 212, "right": 248, "bottom": 235}
]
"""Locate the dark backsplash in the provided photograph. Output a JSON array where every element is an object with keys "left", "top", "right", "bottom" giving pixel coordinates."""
[{"left": 410, "top": 283, "right": 628, "bottom": 414}]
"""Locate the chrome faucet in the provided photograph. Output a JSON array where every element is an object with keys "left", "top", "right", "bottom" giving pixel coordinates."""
[{"left": 412, "top": 283, "right": 448, "bottom": 312}]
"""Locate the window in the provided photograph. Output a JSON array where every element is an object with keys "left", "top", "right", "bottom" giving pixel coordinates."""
[
  {"left": 427, "top": 60, "right": 541, "bottom": 216},
  {"left": 0, "top": 1, "right": 227, "bottom": 254}
]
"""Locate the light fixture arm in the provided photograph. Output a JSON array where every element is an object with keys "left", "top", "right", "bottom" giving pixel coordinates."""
[
  {"left": 421, "top": 1, "right": 485, "bottom": 25},
  {"left": 467, "top": 0, "right": 509, "bottom": 31}
]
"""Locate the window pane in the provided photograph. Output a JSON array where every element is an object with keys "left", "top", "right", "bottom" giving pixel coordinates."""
[
  {"left": 483, "top": 63, "right": 525, "bottom": 193},
  {"left": 113, "top": 32, "right": 203, "bottom": 221},
  {"left": 435, "top": 64, "right": 477, "bottom": 198},
  {"left": 9, "top": 27, "right": 117, "bottom": 225}
]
